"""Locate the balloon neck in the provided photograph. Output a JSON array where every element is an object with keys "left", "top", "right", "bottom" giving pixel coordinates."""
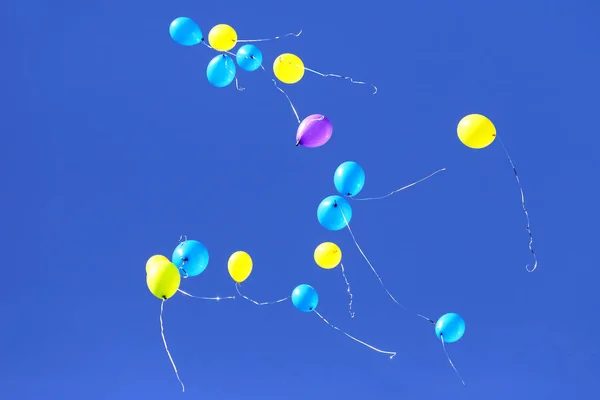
[{"left": 295, "top": 140, "right": 300, "bottom": 146}]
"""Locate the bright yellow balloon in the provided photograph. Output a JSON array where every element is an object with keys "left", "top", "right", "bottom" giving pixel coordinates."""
[
  {"left": 457, "top": 114, "right": 497, "bottom": 149},
  {"left": 146, "top": 261, "right": 181, "bottom": 300},
  {"left": 228, "top": 251, "right": 253, "bottom": 283},
  {"left": 273, "top": 53, "right": 305, "bottom": 84},
  {"left": 146, "top": 254, "right": 170, "bottom": 275},
  {"left": 208, "top": 24, "right": 237, "bottom": 51},
  {"left": 314, "top": 242, "right": 342, "bottom": 269}
]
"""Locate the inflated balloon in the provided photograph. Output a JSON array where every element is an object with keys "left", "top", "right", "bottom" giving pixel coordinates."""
[
  {"left": 457, "top": 114, "right": 496, "bottom": 149},
  {"left": 146, "top": 254, "right": 170, "bottom": 274},
  {"left": 314, "top": 242, "right": 342, "bottom": 269},
  {"left": 334, "top": 161, "right": 365, "bottom": 197},
  {"left": 228, "top": 251, "right": 253, "bottom": 283},
  {"left": 236, "top": 44, "right": 262, "bottom": 72},
  {"left": 317, "top": 195, "right": 352, "bottom": 231},
  {"left": 435, "top": 313, "right": 466, "bottom": 343},
  {"left": 169, "top": 17, "right": 203, "bottom": 46},
  {"left": 273, "top": 53, "right": 305, "bottom": 84},
  {"left": 146, "top": 261, "right": 181, "bottom": 300},
  {"left": 208, "top": 24, "right": 237, "bottom": 51},
  {"left": 291, "top": 284, "right": 318, "bottom": 312},
  {"left": 206, "top": 54, "right": 236, "bottom": 88},
  {"left": 296, "top": 114, "right": 333, "bottom": 147},
  {"left": 172, "top": 240, "right": 209, "bottom": 277}
]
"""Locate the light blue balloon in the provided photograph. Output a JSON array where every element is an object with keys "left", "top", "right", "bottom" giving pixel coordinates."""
[
  {"left": 435, "top": 313, "right": 466, "bottom": 343},
  {"left": 169, "top": 17, "right": 203, "bottom": 46},
  {"left": 236, "top": 45, "right": 262, "bottom": 72},
  {"left": 206, "top": 54, "right": 236, "bottom": 88},
  {"left": 334, "top": 161, "right": 365, "bottom": 197},
  {"left": 317, "top": 195, "right": 352, "bottom": 231},
  {"left": 171, "top": 240, "right": 209, "bottom": 277},
  {"left": 291, "top": 284, "right": 318, "bottom": 312}
]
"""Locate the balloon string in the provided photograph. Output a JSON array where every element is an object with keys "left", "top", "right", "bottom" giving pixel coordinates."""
[
  {"left": 339, "top": 263, "right": 355, "bottom": 318},
  {"left": 441, "top": 334, "right": 466, "bottom": 386},
  {"left": 352, "top": 168, "right": 447, "bottom": 201},
  {"left": 313, "top": 310, "right": 396, "bottom": 359},
  {"left": 160, "top": 300, "right": 185, "bottom": 392},
  {"left": 338, "top": 209, "right": 435, "bottom": 324},
  {"left": 176, "top": 235, "right": 189, "bottom": 278},
  {"left": 497, "top": 137, "right": 538, "bottom": 272},
  {"left": 238, "top": 29, "right": 302, "bottom": 43},
  {"left": 295, "top": 114, "right": 325, "bottom": 146},
  {"left": 254, "top": 63, "right": 302, "bottom": 125},
  {"left": 235, "top": 283, "right": 290, "bottom": 305},
  {"left": 299, "top": 65, "right": 378, "bottom": 95},
  {"left": 223, "top": 57, "right": 245, "bottom": 91},
  {"left": 177, "top": 289, "right": 235, "bottom": 301}
]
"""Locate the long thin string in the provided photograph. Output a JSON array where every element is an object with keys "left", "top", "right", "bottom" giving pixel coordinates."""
[
  {"left": 176, "top": 235, "right": 189, "bottom": 278},
  {"left": 352, "top": 168, "right": 447, "bottom": 201},
  {"left": 301, "top": 65, "right": 378, "bottom": 95},
  {"left": 313, "top": 310, "right": 396, "bottom": 359},
  {"left": 441, "top": 334, "right": 466, "bottom": 386},
  {"left": 200, "top": 43, "right": 245, "bottom": 91},
  {"left": 255, "top": 63, "right": 302, "bottom": 124},
  {"left": 238, "top": 29, "right": 302, "bottom": 43},
  {"left": 177, "top": 289, "right": 235, "bottom": 301},
  {"left": 497, "top": 137, "right": 538, "bottom": 272},
  {"left": 160, "top": 300, "right": 185, "bottom": 392},
  {"left": 235, "top": 283, "right": 290, "bottom": 305},
  {"left": 339, "top": 263, "right": 355, "bottom": 318},
  {"left": 339, "top": 209, "right": 435, "bottom": 324}
]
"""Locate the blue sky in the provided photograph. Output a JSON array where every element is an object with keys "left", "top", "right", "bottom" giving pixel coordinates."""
[{"left": 2, "top": 0, "right": 599, "bottom": 399}]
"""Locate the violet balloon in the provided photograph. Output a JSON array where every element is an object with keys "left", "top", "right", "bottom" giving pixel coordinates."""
[{"left": 295, "top": 114, "right": 333, "bottom": 147}]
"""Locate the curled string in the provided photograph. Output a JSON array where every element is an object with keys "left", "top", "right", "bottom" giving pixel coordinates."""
[
  {"left": 160, "top": 300, "right": 185, "bottom": 392},
  {"left": 339, "top": 263, "right": 355, "bottom": 318},
  {"left": 313, "top": 310, "right": 396, "bottom": 359},
  {"left": 224, "top": 57, "right": 245, "bottom": 91},
  {"left": 235, "top": 283, "right": 290, "bottom": 305},
  {"left": 441, "top": 334, "right": 466, "bottom": 386},
  {"left": 238, "top": 29, "right": 302, "bottom": 43},
  {"left": 498, "top": 137, "right": 538, "bottom": 272},
  {"left": 301, "top": 65, "right": 378, "bottom": 95},
  {"left": 338, "top": 208, "right": 435, "bottom": 324},
  {"left": 352, "top": 168, "right": 447, "bottom": 201},
  {"left": 178, "top": 289, "right": 235, "bottom": 301}
]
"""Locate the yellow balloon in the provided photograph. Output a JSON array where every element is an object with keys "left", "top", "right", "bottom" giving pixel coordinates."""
[
  {"left": 228, "top": 251, "right": 253, "bottom": 283},
  {"left": 314, "top": 242, "right": 342, "bottom": 269},
  {"left": 208, "top": 24, "right": 237, "bottom": 52},
  {"left": 146, "top": 261, "right": 181, "bottom": 300},
  {"left": 273, "top": 53, "right": 305, "bottom": 84},
  {"left": 457, "top": 114, "right": 497, "bottom": 149},
  {"left": 146, "top": 254, "right": 170, "bottom": 275}
]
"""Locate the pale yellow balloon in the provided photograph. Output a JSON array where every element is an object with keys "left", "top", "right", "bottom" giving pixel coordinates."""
[
  {"left": 145, "top": 254, "right": 170, "bottom": 275},
  {"left": 457, "top": 114, "right": 497, "bottom": 149},
  {"left": 228, "top": 251, "right": 253, "bottom": 283},
  {"left": 146, "top": 261, "right": 181, "bottom": 300},
  {"left": 208, "top": 24, "right": 237, "bottom": 52},
  {"left": 273, "top": 53, "right": 305, "bottom": 84},
  {"left": 314, "top": 242, "right": 342, "bottom": 269}
]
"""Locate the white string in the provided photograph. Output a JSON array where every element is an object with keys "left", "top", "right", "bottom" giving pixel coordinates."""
[
  {"left": 238, "top": 29, "right": 302, "bottom": 43},
  {"left": 352, "top": 168, "right": 447, "bottom": 201},
  {"left": 254, "top": 63, "right": 302, "bottom": 125},
  {"left": 176, "top": 235, "right": 189, "bottom": 278},
  {"left": 497, "top": 137, "right": 538, "bottom": 272},
  {"left": 301, "top": 65, "right": 378, "bottom": 95},
  {"left": 338, "top": 208, "right": 435, "bottom": 324},
  {"left": 314, "top": 310, "right": 396, "bottom": 359},
  {"left": 235, "top": 283, "right": 290, "bottom": 305},
  {"left": 441, "top": 334, "right": 466, "bottom": 386},
  {"left": 160, "top": 300, "right": 185, "bottom": 392},
  {"left": 339, "top": 263, "right": 355, "bottom": 318},
  {"left": 177, "top": 289, "right": 235, "bottom": 301}
]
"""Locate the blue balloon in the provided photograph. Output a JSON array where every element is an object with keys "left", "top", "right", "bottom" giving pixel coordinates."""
[
  {"left": 236, "top": 45, "right": 263, "bottom": 72},
  {"left": 169, "top": 17, "right": 203, "bottom": 46},
  {"left": 334, "top": 161, "right": 366, "bottom": 197},
  {"left": 206, "top": 54, "right": 236, "bottom": 88},
  {"left": 171, "top": 240, "right": 209, "bottom": 277},
  {"left": 435, "top": 313, "right": 466, "bottom": 343},
  {"left": 317, "top": 195, "right": 352, "bottom": 231},
  {"left": 291, "top": 284, "right": 318, "bottom": 312}
]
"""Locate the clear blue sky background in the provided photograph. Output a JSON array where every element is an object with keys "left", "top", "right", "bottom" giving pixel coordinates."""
[{"left": 2, "top": 0, "right": 599, "bottom": 399}]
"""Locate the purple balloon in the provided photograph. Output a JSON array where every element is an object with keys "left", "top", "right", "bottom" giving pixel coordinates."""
[{"left": 295, "top": 114, "right": 333, "bottom": 148}]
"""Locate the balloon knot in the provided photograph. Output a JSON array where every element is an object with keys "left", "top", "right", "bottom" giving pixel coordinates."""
[{"left": 295, "top": 140, "right": 300, "bottom": 146}]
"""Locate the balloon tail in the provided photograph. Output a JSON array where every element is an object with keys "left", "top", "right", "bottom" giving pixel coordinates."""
[
  {"left": 238, "top": 29, "right": 302, "bottom": 43},
  {"left": 235, "top": 283, "right": 290, "bottom": 305},
  {"left": 313, "top": 310, "right": 396, "bottom": 359},
  {"left": 160, "top": 300, "right": 185, "bottom": 392},
  {"left": 352, "top": 168, "right": 447, "bottom": 201},
  {"left": 441, "top": 334, "right": 466, "bottom": 386},
  {"left": 178, "top": 289, "right": 235, "bottom": 301},
  {"left": 339, "top": 263, "right": 355, "bottom": 318},
  {"left": 302, "top": 66, "right": 378, "bottom": 94},
  {"left": 497, "top": 137, "right": 538, "bottom": 272},
  {"left": 339, "top": 209, "right": 435, "bottom": 325}
]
